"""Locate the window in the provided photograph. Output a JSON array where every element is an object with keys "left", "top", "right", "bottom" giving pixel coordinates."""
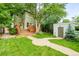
[{"left": 27, "top": 22, "right": 29, "bottom": 27}]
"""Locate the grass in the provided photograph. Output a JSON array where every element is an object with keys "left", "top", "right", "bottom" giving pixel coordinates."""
[
  {"left": 33, "top": 32, "right": 56, "bottom": 38},
  {"left": 49, "top": 39, "right": 79, "bottom": 52},
  {"left": 0, "top": 37, "right": 66, "bottom": 56}
]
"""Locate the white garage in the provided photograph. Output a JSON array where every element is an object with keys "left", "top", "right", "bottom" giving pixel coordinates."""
[{"left": 53, "top": 23, "right": 75, "bottom": 38}]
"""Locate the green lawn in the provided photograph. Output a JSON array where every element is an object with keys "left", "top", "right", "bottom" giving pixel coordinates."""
[
  {"left": 33, "top": 32, "right": 56, "bottom": 38},
  {"left": 49, "top": 39, "right": 79, "bottom": 52},
  {"left": 0, "top": 37, "right": 66, "bottom": 56}
]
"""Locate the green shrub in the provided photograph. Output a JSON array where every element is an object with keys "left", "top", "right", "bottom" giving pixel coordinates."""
[
  {"left": 75, "top": 36, "right": 79, "bottom": 42},
  {"left": 75, "top": 26, "right": 79, "bottom": 31},
  {"left": 65, "top": 24, "right": 76, "bottom": 41},
  {"left": 9, "top": 27, "right": 17, "bottom": 35},
  {"left": 75, "top": 32, "right": 79, "bottom": 41}
]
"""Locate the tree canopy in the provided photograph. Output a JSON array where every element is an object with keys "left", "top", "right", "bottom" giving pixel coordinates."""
[
  {"left": 0, "top": 4, "right": 36, "bottom": 27},
  {"left": 40, "top": 3, "right": 67, "bottom": 33},
  {"left": 73, "top": 16, "right": 79, "bottom": 24},
  {"left": 0, "top": 3, "right": 67, "bottom": 33}
]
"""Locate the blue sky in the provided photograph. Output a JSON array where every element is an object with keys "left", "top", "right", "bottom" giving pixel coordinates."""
[{"left": 65, "top": 3, "right": 79, "bottom": 20}]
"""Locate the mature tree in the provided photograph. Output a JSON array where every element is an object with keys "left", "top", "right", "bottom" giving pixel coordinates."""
[
  {"left": 65, "top": 24, "right": 76, "bottom": 40},
  {"left": 0, "top": 3, "right": 36, "bottom": 34},
  {"left": 0, "top": 4, "right": 12, "bottom": 27},
  {"left": 0, "top": 3, "right": 67, "bottom": 34},
  {"left": 0, "top": 4, "right": 12, "bottom": 34},
  {"left": 40, "top": 3, "right": 67, "bottom": 33},
  {"left": 30, "top": 3, "right": 67, "bottom": 33},
  {"left": 73, "top": 16, "right": 79, "bottom": 24}
]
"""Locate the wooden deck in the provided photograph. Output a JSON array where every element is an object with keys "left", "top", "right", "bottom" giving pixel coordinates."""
[{"left": 20, "top": 29, "right": 35, "bottom": 36}]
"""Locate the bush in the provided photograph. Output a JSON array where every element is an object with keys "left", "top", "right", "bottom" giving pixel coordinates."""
[
  {"left": 9, "top": 27, "right": 17, "bottom": 35},
  {"left": 75, "top": 36, "right": 79, "bottom": 42},
  {"left": 75, "top": 32, "right": 79, "bottom": 41},
  {"left": 75, "top": 26, "right": 79, "bottom": 31},
  {"left": 65, "top": 33, "right": 76, "bottom": 40},
  {"left": 65, "top": 24, "right": 76, "bottom": 41}
]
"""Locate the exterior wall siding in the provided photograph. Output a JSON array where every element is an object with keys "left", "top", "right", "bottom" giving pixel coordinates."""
[
  {"left": 24, "top": 12, "right": 35, "bottom": 29},
  {"left": 53, "top": 23, "right": 75, "bottom": 38}
]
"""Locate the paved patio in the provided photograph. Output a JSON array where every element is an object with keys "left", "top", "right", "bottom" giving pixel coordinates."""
[
  {"left": 1, "top": 34, "right": 16, "bottom": 39},
  {"left": 0, "top": 29, "right": 35, "bottom": 39},
  {"left": 20, "top": 30, "right": 35, "bottom": 36}
]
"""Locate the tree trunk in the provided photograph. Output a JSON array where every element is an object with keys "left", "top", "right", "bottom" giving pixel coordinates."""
[
  {"left": 3, "top": 27, "right": 5, "bottom": 34},
  {"left": 15, "top": 24, "right": 21, "bottom": 34},
  {"left": 36, "top": 21, "right": 41, "bottom": 33}
]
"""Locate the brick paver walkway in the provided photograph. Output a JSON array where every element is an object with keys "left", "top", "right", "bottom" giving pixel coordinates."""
[
  {"left": 27, "top": 36, "right": 79, "bottom": 56},
  {"left": 1, "top": 34, "right": 16, "bottom": 39}
]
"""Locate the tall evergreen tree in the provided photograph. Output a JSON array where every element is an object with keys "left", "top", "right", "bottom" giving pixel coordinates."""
[{"left": 65, "top": 24, "right": 76, "bottom": 40}]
